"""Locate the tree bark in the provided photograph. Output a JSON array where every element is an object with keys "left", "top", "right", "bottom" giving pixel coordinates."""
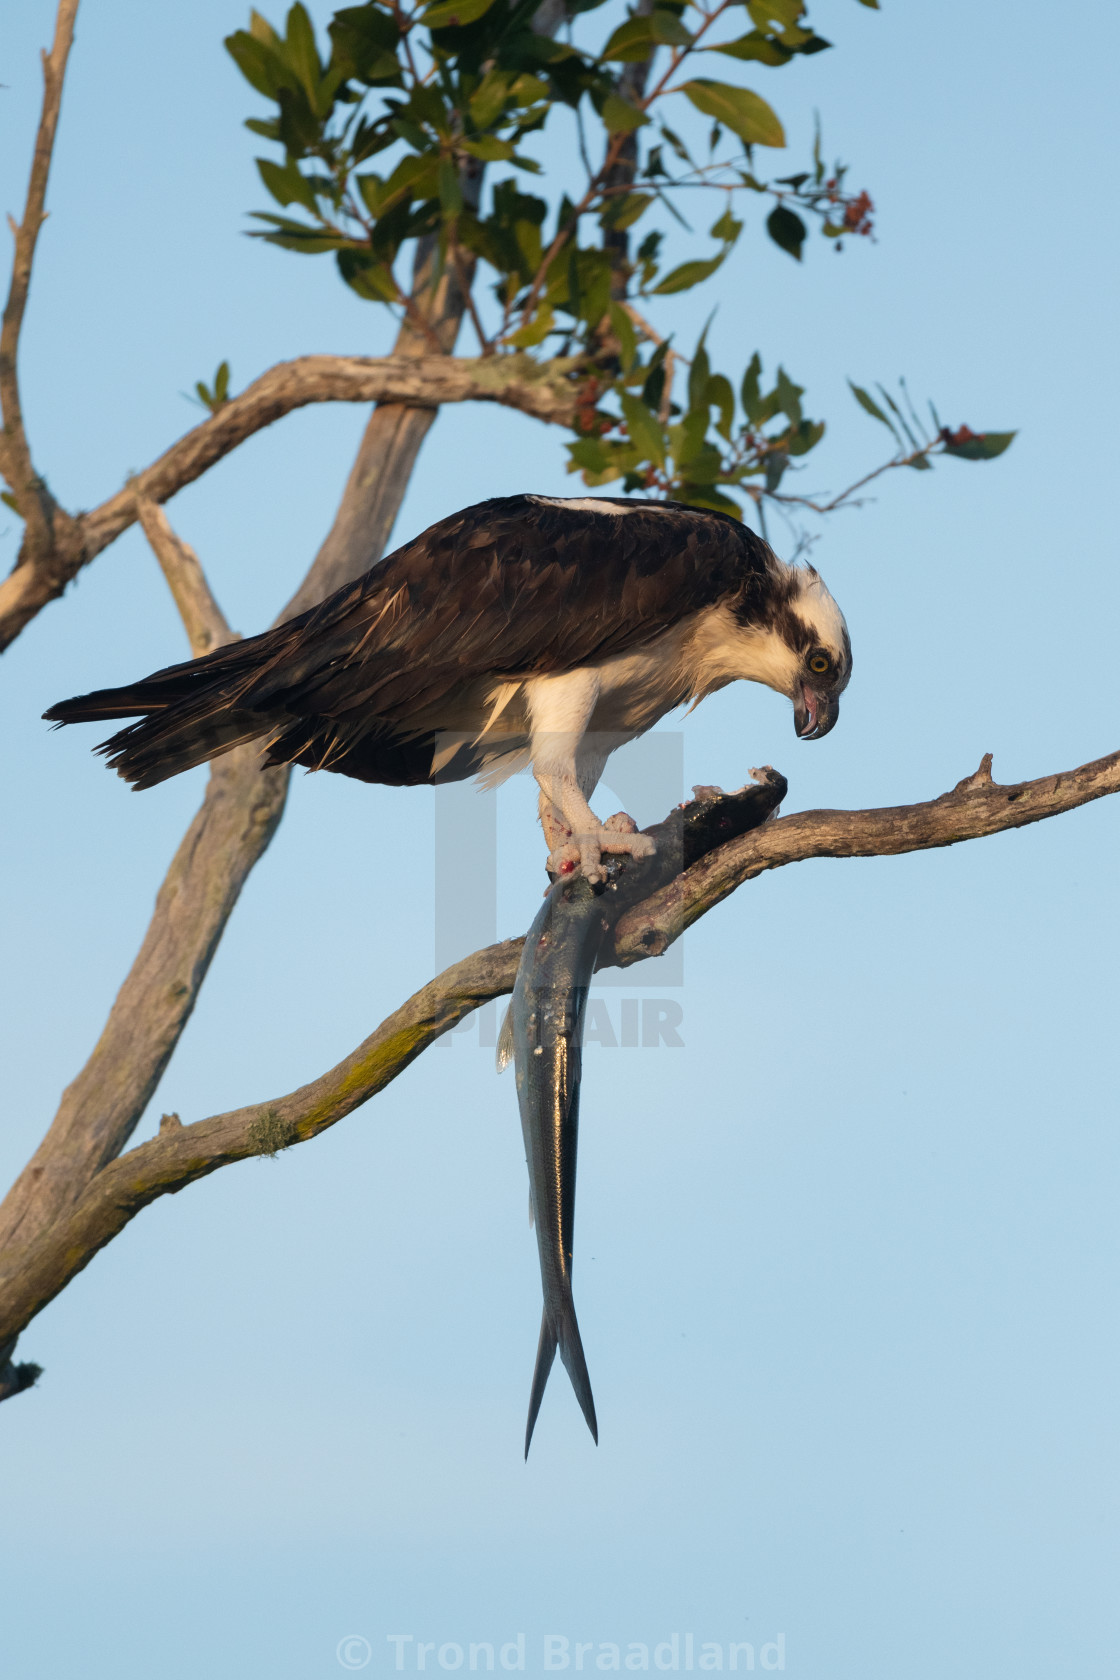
[
  {"left": 0, "top": 352, "right": 577, "bottom": 650},
  {"left": 1, "top": 745, "right": 1116, "bottom": 1363},
  {"left": 0, "top": 148, "right": 493, "bottom": 1316}
]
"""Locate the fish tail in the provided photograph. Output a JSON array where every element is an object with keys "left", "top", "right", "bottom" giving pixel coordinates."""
[
  {"left": 556, "top": 1294, "right": 598, "bottom": 1447},
  {"left": 524, "top": 1312, "right": 558, "bottom": 1459},
  {"left": 523, "top": 1296, "right": 598, "bottom": 1457}
]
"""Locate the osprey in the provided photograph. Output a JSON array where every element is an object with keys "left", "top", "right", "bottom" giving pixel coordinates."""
[{"left": 46, "top": 494, "right": 851, "bottom": 876}]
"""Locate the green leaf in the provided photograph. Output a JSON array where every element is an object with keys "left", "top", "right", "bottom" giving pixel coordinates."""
[
  {"left": 748, "top": 0, "right": 805, "bottom": 25},
  {"left": 601, "top": 19, "right": 659, "bottom": 62},
  {"left": 506, "top": 305, "right": 555, "bottom": 349},
  {"left": 257, "top": 156, "right": 318, "bottom": 212},
  {"left": 740, "top": 352, "right": 763, "bottom": 423},
  {"left": 225, "top": 30, "right": 287, "bottom": 100},
  {"left": 0, "top": 490, "right": 20, "bottom": 515},
  {"left": 601, "top": 12, "right": 693, "bottom": 61},
  {"left": 676, "top": 484, "right": 743, "bottom": 518},
  {"left": 328, "top": 6, "right": 401, "bottom": 84},
  {"left": 774, "top": 367, "right": 803, "bottom": 426},
  {"left": 284, "top": 4, "right": 322, "bottom": 100},
  {"left": 461, "top": 135, "right": 516, "bottom": 161},
  {"left": 764, "top": 448, "right": 788, "bottom": 493},
  {"left": 509, "top": 73, "right": 550, "bottom": 107},
  {"left": 336, "top": 248, "right": 401, "bottom": 301},
  {"left": 568, "top": 436, "right": 612, "bottom": 473},
  {"left": 609, "top": 302, "right": 639, "bottom": 373},
  {"left": 410, "top": 83, "right": 451, "bottom": 134},
  {"left": 600, "top": 94, "right": 650, "bottom": 134},
  {"left": 708, "top": 373, "right": 736, "bottom": 440},
  {"left": 942, "top": 429, "right": 1016, "bottom": 461},
  {"left": 688, "top": 342, "right": 711, "bottom": 414},
  {"left": 214, "top": 360, "right": 230, "bottom": 404},
  {"left": 249, "top": 212, "right": 348, "bottom": 252},
  {"left": 601, "top": 191, "right": 653, "bottom": 232},
  {"left": 673, "top": 413, "right": 705, "bottom": 461},
  {"left": 650, "top": 253, "right": 726, "bottom": 294},
  {"left": 848, "top": 380, "right": 896, "bottom": 431},
  {"left": 787, "top": 418, "right": 824, "bottom": 457},
  {"left": 438, "top": 158, "right": 463, "bottom": 216},
  {"left": 469, "top": 71, "right": 512, "bottom": 129},
  {"left": 422, "top": 0, "right": 498, "bottom": 27},
  {"left": 680, "top": 81, "right": 785, "bottom": 148},
  {"left": 876, "top": 384, "right": 921, "bottom": 450},
  {"left": 642, "top": 341, "right": 670, "bottom": 411},
  {"left": 766, "top": 204, "right": 806, "bottom": 259},
  {"left": 620, "top": 391, "right": 666, "bottom": 466},
  {"left": 708, "top": 33, "right": 792, "bottom": 67},
  {"left": 709, "top": 207, "right": 742, "bottom": 244}
]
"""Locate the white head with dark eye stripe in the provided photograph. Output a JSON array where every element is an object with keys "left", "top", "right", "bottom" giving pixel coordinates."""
[{"left": 782, "top": 566, "right": 852, "bottom": 739}]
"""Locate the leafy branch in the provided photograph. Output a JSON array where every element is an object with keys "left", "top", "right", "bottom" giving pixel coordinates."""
[{"left": 223, "top": 0, "right": 1010, "bottom": 529}]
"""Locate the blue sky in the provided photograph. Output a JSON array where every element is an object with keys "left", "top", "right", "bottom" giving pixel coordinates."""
[{"left": 1, "top": 2, "right": 1118, "bottom": 1677}]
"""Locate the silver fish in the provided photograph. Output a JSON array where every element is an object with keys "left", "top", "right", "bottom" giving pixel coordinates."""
[
  {"left": 505, "top": 771, "right": 788, "bottom": 1457},
  {"left": 510, "top": 868, "right": 612, "bottom": 1456}
]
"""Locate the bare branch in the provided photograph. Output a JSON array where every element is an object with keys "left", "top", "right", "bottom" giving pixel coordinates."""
[
  {"left": 0, "top": 1, "right": 82, "bottom": 569},
  {"left": 135, "top": 496, "right": 234, "bottom": 657},
  {"left": 0, "top": 248, "right": 494, "bottom": 1266},
  {"left": 767, "top": 440, "right": 941, "bottom": 518},
  {"left": 611, "top": 747, "right": 1120, "bottom": 962},
  {"left": 0, "top": 351, "right": 581, "bottom": 651},
  {"left": 2, "top": 742, "right": 1117, "bottom": 1360},
  {"left": 0, "top": 938, "right": 522, "bottom": 1347},
  {"left": 0, "top": 748, "right": 290, "bottom": 1258}
]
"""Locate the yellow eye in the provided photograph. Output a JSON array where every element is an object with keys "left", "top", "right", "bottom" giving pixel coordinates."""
[{"left": 809, "top": 653, "right": 830, "bottom": 675}]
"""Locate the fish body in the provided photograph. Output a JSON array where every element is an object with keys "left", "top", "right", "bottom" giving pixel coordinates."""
[
  {"left": 506, "top": 772, "right": 789, "bottom": 1457},
  {"left": 511, "top": 870, "right": 613, "bottom": 1456}
]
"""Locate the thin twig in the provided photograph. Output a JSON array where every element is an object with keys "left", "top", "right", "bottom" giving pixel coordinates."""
[
  {"left": 0, "top": 0, "right": 80, "bottom": 552},
  {"left": 134, "top": 495, "right": 236, "bottom": 657},
  {"left": 448, "top": 234, "right": 493, "bottom": 354},
  {"left": 767, "top": 442, "right": 937, "bottom": 516}
]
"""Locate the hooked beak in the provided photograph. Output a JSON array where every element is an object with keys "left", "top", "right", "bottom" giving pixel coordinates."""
[{"left": 794, "top": 683, "right": 839, "bottom": 741}]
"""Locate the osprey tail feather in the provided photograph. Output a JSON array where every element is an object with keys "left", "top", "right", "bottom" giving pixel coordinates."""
[{"left": 43, "top": 642, "right": 286, "bottom": 790}]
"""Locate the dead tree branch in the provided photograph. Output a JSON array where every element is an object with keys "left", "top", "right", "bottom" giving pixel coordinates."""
[
  {"left": 0, "top": 1, "right": 83, "bottom": 587},
  {"left": 135, "top": 496, "right": 234, "bottom": 656},
  {"left": 1, "top": 744, "right": 1116, "bottom": 1366},
  {"left": 611, "top": 747, "right": 1120, "bottom": 962},
  {"left": 0, "top": 352, "right": 581, "bottom": 650},
  {"left": 0, "top": 0, "right": 571, "bottom": 1397}
]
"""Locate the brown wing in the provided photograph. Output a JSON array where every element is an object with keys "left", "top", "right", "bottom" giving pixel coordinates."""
[{"left": 45, "top": 495, "right": 768, "bottom": 788}]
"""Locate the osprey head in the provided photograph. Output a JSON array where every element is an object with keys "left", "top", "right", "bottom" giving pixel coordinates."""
[
  {"left": 724, "top": 560, "right": 852, "bottom": 740},
  {"left": 783, "top": 565, "right": 852, "bottom": 741}
]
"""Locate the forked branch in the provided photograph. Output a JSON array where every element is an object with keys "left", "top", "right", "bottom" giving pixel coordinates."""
[
  {"left": 135, "top": 496, "right": 234, "bottom": 656},
  {"left": 0, "top": 351, "right": 582, "bottom": 651},
  {"left": 1, "top": 743, "right": 1116, "bottom": 1367}
]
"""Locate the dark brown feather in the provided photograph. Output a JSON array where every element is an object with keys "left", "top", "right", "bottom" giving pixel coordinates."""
[{"left": 45, "top": 495, "right": 771, "bottom": 789}]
